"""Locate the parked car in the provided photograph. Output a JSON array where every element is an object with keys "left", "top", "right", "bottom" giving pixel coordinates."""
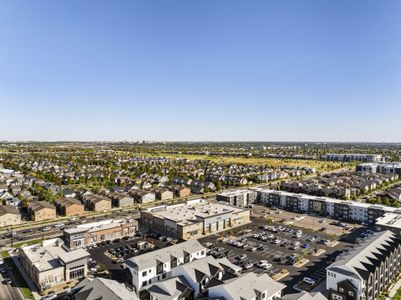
[
  {"left": 236, "top": 254, "right": 247, "bottom": 261},
  {"left": 243, "top": 262, "right": 254, "bottom": 270},
  {"left": 303, "top": 277, "right": 316, "bottom": 285}
]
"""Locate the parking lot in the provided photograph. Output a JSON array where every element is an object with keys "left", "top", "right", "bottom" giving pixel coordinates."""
[
  {"left": 252, "top": 205, "right": 360, "bottom": 237},
  {"left": 199, "top": 217, "right": 355, "bottom": 294},
  {"left": 86, "top": 234, "right": 174, "bottom": 282}
]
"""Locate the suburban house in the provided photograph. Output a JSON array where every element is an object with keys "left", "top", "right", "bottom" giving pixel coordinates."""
[
  {"left": 55, "top": 197, "right": 85, "bottom": 217},
  {"left": 0, "top": 205, "right": 21, "bottom": 227},
  {"left": 156, "top": 189, "right": 174, "bottom": 201},
  {"left": 134, "top": 190, "right": 156, "bottom": 204},
  {"left": 107, "top": 192, "right": 134, "bottom": 208},
  {"left": 27, "top": 201, "right": 56, "bottom": 221},
  {"left": 173, "top": 186, "right": 191, "bottom": 198},
  {"left": 83, "top": 194, "right": 111, "bottom": 212}
]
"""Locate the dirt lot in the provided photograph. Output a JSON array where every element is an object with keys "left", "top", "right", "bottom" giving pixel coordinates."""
[{"left": 252, "top": 205, "right": 360, "bottom": 237}]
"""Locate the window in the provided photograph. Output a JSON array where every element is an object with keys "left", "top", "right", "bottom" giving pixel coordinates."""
[
  {"left": 142, "top": 271, "right": 147, "bottom": 276},
  {"left": 69, "top": 265, "right": 85, "bottom": 279},
  {"left": 142, "top": 281, "right": 147, "bottom": 287},
  {"left": 348, "top": 291, "right": 354, "bottom": 296},
  {"left": 201, "top": 250, "right": 205, "bottom": 256},
  {"left": 339, "top": 287, "right": 344, "bottom": 293}
]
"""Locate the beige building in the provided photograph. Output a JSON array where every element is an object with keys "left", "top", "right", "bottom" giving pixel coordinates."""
[
  {"left": 142, "top": 199, "right": 250, "bottom": 240},
  {"left": 0, "top": 205, "right": 21, "bottom": 227},
  {"left": 55, "top": 197, "right": 85, "bottom": 216},
  {"left": 83, "top": 194, "right": 111, "bottom": 212},
  {"left": 64, "top": 218, "right": 139, "bottom": 250},
  {"left": 27, "top": 201, "right": 56, "bottom": 221},
  {"left": 156, "top": 189, "right": 174, "bottom": 201},
  {"left": 20, "top": 238, "right": 89, "bottom": 291},
  {"left": 174, "top": 186, "right": 191, "bottom": 198}
]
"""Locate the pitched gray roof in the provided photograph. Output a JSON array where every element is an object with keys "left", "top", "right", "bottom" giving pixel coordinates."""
[
  {"left": 327, "top": 230, "right": 401, "bottom": 279},
  {"left": 282, "top": 291, "right": 327, "bottom": 300},
  {"left": 73, "top": 277, "right": 138, "bottom": 300},
  {"left": 0, "top": 205, "right": 19, "bottom": 216},
  {"left": 146, "top": 275, "right": 193, "bottom": 300},
  {"left": 209, "top": 272, "right": 285, "bottom": 300},
  {"left": 124, "top": 240, "right": 205, "bottom": 271}
]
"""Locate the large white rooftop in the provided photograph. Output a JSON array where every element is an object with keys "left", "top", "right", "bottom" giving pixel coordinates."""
[
  {"left": 21, "top": 238, "right": 89, "bottom": 272},
  {"left": 145, "top": 199, "right": 245, "bottom": 226}
]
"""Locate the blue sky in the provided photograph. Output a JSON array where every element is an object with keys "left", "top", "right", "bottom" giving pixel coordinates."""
[{"left": 1, "top": 0, "right": 400, "bottom": 142}]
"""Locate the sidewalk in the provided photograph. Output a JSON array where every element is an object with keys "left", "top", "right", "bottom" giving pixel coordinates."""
[
  {"left": 387, "top": 277, "right": 401, "bottom": 299},
  {"left": 11, "top": 254, "right": 41, "bottom": 300}
]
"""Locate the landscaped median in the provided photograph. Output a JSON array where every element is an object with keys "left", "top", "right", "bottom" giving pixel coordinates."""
[
  {"left": 1, "top": 250, "right": 34, "bottom": 300},
  {"left": 272, "top": 268, "right": 289, "bottom": 281},
  {"left": 294, "top": 258, "right": 309, "bottom": 268}
]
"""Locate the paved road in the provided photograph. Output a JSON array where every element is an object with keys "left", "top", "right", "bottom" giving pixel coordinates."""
[
  {"left": 0, "top": 211, "right": 141, "bottom": 247},
  {"left": 0, "top": 272, "right": 24, "bottom": 300}
]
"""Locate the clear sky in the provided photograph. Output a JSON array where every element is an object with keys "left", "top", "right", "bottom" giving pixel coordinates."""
[{"left": 1, "top": 0, "right": 400, "bottom": 142}]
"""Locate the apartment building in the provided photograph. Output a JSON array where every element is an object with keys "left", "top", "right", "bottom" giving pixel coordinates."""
[
  {"left": 0, "top": 205, "right": 21, "bottom": 227},
  {"left": 20, "top": 238, "right": 89, "bottom": 291},
  {"left": 55, "top": 197, "right": 85, "bottom": 217},
  {"left": 259, "top": 189, "right": 401, "bottom": 225},
  {"left": 141, "top": 199, "right": 250, "bottom": 240},
  {"left": 64, "top": 218, "right": 138, "bottom": 250},
  {"left": 326, "top": 230, "right": 401, "bottom": 300},
  {"left": 27, "top": 201, "right": 56, "bottom": 221},
  {"left": 124, "top": 240, "right": 206, "bottom": 296},
  {"left": 216, "top": 189, "right": 257, "bottom": 207},
  {"left": 171, "top": 256, "right": 241, "bottom": 297},
  {"left": 323, "top": 154, "right": 384, "bottom": 163},
  {"left": 356, "top": 163, "right": 401, "bottom": 175}
]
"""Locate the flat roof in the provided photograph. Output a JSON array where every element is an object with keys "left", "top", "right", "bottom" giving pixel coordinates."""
[
  {"left": 22, "top": 238, "right": 89, "bottom": 272},
  {"left": 146, "top": 199, "right": 246, "bottom": 226},
  {"left": 376, "top": 213, "right": 401, "bottom": 228},
  {"left": 64, "top": 218, "right": 134, "bottom": 235}
]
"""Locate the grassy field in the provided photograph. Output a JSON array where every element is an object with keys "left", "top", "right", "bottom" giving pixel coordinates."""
[
  {"left": 1, "top": 250, "right": 34, "bottom": 299},
  {"left": 155, "top": 153, "right": 349, "bottom": 172}
]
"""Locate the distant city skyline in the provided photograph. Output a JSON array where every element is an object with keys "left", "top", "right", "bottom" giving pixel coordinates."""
[{"left": 1, "top": 0, "right": 401, "bottom": 142}]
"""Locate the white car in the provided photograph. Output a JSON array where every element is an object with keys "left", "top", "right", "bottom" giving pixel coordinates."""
[
  {"left": 0, "top": 260, "right": 4, "bottom": 266},
  {"left": 257, "top": 260, "right": 272, "bottom": 269},
  {"left": 303, "top": 277, "right": 316, "bottom": 285},
  {"left": 42, "top": 226, "right": 51, "bottom": 232}
]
